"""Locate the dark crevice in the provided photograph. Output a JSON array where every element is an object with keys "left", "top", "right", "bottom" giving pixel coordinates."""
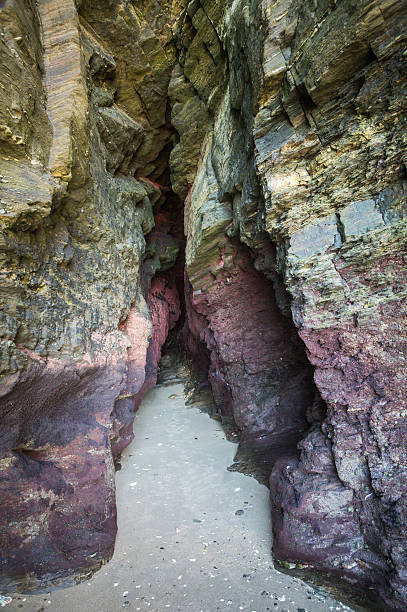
[
  {"left": 167, "top": 226, "right": 323, "bottom": 487},
  {"left": 296, "top": 82, "right": 317, "bottom": 112},
  {"left": 367, "top": 43, "right": 378, "bottom": 63},
  {"left": 12, "top": 447, "right": 46, "bottom": 461}
]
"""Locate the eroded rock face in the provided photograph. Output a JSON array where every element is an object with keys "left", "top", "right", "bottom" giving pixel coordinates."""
[
  {"left": 185, "top": 240, "right": 314, "bottom": 451},
  {"left": 0, "top": 0, "right": 181, "bottom": 591},
  {"left": 170, "top": 0, "right": 407, "bottom": 608},
  {"left": 1, "top": 0, "right": 406, "bottom": 608}
]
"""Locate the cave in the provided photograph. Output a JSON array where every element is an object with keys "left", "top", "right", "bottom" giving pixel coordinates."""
[{"left": 1, "top": 1, "right": 407, "bottom": 611}]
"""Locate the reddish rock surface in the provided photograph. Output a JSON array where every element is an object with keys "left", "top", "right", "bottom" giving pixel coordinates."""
[
  {"left": 145, "top": 275, "right": 181, "bottom": 390},
  {"left": 0, "top": 276, "right": 180, "bottom": 592},
  {"left": 171, "top": 1, "right": 407, "bottom": 607},
  {"left": 269, "top": 251, "right": 407, "bottom": 609},
  {"left": 112, "top": 275, "right": 181, "bottom": 459},
  {"left": 0, "top": 0, "right": 182, "bottom": 592},
  {"left": 1, "top": 0, "right": 407, "bottom": 608},
  {"left": 185, "top": 246, "right": 315, "bottom": 453},
  {"left": 271, "top": 292, "right": 407, "bottom": 609},
  {"left": 0, "top": 342, "right": 128, "bottom": 591}
]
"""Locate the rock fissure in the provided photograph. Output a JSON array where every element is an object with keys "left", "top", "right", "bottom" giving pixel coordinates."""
[{"left": 0, "top": 1, "right": 406, "bottom": 610}]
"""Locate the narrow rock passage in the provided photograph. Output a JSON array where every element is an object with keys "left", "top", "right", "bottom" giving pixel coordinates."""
[{"left": 9, "top": 379, "right": 355, "bottom": 612}]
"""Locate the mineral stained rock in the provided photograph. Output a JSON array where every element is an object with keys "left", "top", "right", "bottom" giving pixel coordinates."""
[
  {"left": 1, "top": 0, "right": 407, "bottom": 609},
  {"left": 0, "top": 0, "right": 181, "bottom": 591},
  {"left": 170, "top": 0, "right": 407, "bottom": 609}
]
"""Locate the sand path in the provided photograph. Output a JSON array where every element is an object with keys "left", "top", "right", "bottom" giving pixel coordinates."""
[{"left": 7, "top": 381, "right": 354, "bottom": 612}]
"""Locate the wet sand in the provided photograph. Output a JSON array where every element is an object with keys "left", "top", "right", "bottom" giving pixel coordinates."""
[{"left": 7, "top": 381, "right": 355, "bottom": 612}]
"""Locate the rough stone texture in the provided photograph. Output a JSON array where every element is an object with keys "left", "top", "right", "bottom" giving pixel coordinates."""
[
  {"left": 110, "top": 273, "right": 180, "bottom": 461},
  {"left": 184, "top": 230, "right": 315, "bottom": 452},
  {"left": 170, "top": 0, "right": 407, "bottom": 609},
  {"left": 0, "top": 0, "right": 181, "bottom": 592},
  {"left": 255, "top": 3, "right": 407, "bottom": 608},
  {"left": 1, "top": 0, "right": 407, "bottom": 608}
]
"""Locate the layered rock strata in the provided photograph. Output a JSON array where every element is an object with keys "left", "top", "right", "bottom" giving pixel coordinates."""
[
  {"left": 0, "top": 0, "right": 181, "bottom": 591},
  {"left": 170, "top": 1, "right": 407, "bottom": 609},
  {"left": 0, "top": 0, "right": 406, "bottom": 609}
]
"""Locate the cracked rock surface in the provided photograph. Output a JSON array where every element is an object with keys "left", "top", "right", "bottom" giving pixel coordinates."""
[{"left": 0, "top": 0, "right": 406, "bottom": 609}]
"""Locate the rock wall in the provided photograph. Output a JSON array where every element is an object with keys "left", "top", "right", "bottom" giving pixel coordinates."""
[
  {"left": 170, "top": 0, "right": 407, "bottom": 609},
  {"left": 1, "top": 0, "right": 407, "bottom": 609},
  {"left": 0, "top": 0, "right": 181, "bottom": 591}
]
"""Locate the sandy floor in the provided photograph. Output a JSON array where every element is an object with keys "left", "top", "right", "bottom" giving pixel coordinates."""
[{"left": 6, "top": 382, "right": 355, "bottom": 612}]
